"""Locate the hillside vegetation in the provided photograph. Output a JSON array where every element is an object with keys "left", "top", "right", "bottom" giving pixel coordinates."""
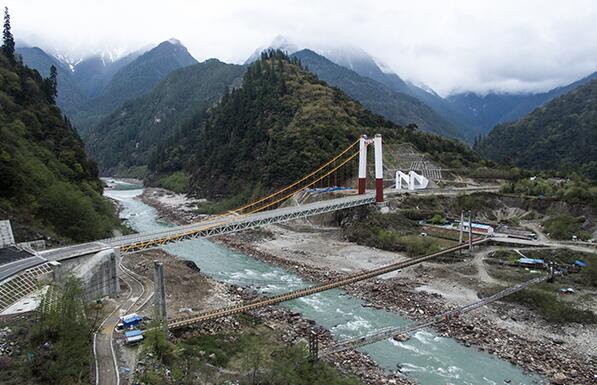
[
  {"left": 150, "top": 50, "right": 480, "bottom": 203},
  {"left": 0, "top": 50, "right": 119, "bottom": 242},
  {"left": 475, "top": 79, "right": 597, "bottom": 179},
  {"left": 86, "top": 59, "right": 245, "bottom": 174},
  {"left": 291, "top": 49, "right": 465, "bottom": 140}
]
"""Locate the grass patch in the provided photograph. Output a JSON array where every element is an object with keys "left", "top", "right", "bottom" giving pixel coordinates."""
[
  {"left": 113, "top": 164, "right": 149, "bottom": 179},
  {"left": 397, "top": 234, "right": 449, "bottom": 257},
  {"left": 502, "top": 286, "right": 596, "bottom": 324}
]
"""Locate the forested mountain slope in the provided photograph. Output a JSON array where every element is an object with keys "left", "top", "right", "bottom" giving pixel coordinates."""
[
  {"left": 18, "top": 40, "right": 198, "bottom": 136},
  {"left": 0, "top": 52, "right": 119, "bottom": 243},
  {"left": 475, "top": 79, "right": 597, "bottom": 179},
  {"left": 449, "top": 71, "right": 597, "bottom": 134},
  {"left": 150, "top": 51, "right": 479, "bottom": 202},
  {"left": 16, "top": 46, "right": 86, "bottom": 117},
  {"left": 86, "top": 59, "right": 245, "bottom": 174},
  {"left": 291, "top": 49, "right": 466, "bottom": 140}
]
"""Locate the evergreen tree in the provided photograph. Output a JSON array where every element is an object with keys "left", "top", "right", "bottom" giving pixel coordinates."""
[
  {"left": 2, "top": 7, "right": 14, "bottom": 60},
  {"left": 42, "top": 65, "right": 58, "bottom": 103},
  {"left": 48, "top": 64, "right": 58, "bottom": 101}
]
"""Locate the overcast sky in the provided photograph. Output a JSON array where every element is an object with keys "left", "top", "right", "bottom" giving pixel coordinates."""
[{"left": 5, "top": 0, "right": 597, "bottom": 96}]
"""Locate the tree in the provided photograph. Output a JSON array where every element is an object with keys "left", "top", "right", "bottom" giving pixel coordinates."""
[
  {"left": 43, "top": 65, "right": 58, "bottom": 103},
  {"left": 2, "top": 7, "right": 15, "bottom": 60}
]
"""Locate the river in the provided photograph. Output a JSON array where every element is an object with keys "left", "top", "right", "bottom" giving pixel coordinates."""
[{"left": 105, "top": 181, "right": 544, "bottom": 385}]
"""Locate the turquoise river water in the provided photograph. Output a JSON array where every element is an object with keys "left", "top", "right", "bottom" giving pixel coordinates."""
[{"left": 105, "top": 181, "right": 545, "bottom": 385}]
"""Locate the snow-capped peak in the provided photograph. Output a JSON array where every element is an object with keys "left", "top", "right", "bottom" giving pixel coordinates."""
[
  {"left": 167, "top": 38, "right": 183, "bottom": 46},
  {"left": 53, "top": 51, "right": 82, "bottom": 72},
  {"left": 406, "top": 79, "right": 440, "bottom": 97}
]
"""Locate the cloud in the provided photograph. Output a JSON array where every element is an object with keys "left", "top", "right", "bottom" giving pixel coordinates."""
[{"left": 5, "top": 0, "right": 597, "bottom": 96}]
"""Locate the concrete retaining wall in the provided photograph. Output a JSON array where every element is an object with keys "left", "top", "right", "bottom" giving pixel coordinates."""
[{"left": 53, "top": 249, "right": 121, "bottom": 301}]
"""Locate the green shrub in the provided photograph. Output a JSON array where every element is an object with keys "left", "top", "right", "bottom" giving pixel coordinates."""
[
  {"left": 396, "top": 234, "right": 443, "bottom": 257},
  {"left": 543, "top": 215, "right": 586, "bottom": 240},
  {"left": 429, "top": 214, "right": 446, "bottom": 225},
  {"left": 38, "top": 182, "right": 117, "bottom": 242},
  {"left": 27, "top": 277, "right": 94, "bottom": 384},
  {"left": 143, "top": 327, "right": 176, "bottom": 365},
  {"left": 158, "top": 171, "right": 190, "bottom": 193}
]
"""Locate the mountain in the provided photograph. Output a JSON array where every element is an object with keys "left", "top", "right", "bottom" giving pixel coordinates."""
[
  {"left": 16, "top": 46, "right": 86, "bottom": 116},
  {"left": 85, "top": 59, "right": 245, "bottom": 174},
  {"left": 320, "top": 47, "right": 482, "bottom": 140},
  {"left": 291, "top": 49, "right": 466, "bottom": 140},
  {"left": 321, "top": 46, "right": 413, "bottom": 95},
  {"left": 0, "top": 50, "right": 119, "bottom": 243},
  {"left": 475, "top": 79, "right": 597, "bottom": 179},
  {"left": 84, "top": 39, "right": 198, "bottom": 117},
  {"left": 150, "top": 51, "right": 479, "bottom": 201},
  {"left": 448, "top": 71, "right": 597, "bottom": 134},
  {"left": 70, "top": 50, "right": 141, "bottom": 98},
  {"left": 17, "top": 40, "right": 198, "bottom": 136}
]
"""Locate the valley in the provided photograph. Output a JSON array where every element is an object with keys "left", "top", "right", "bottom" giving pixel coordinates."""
[{"left": 1, "top": 4, "right": 596, "bottom": 385}]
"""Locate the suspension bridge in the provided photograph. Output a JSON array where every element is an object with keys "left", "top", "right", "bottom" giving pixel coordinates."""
[
  {"left": 167, "top": 238, "right": 488, "bottom": 329},
  {"left": 1, "top": 134, "right": 509, "bottom": 322},
  {"left": 320, "top": 273, "right": 555, "bottom": 356},
  {"left": 1, "top": 135, "right": 386, "bottom": 310},
  {"left": 37, "top": 136, "right": 383, "bottom": 261}
]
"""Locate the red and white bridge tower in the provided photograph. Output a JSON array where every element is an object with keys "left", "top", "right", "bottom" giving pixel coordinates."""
[{"left": 357, "top": 134, "right": 384, "bottom": 203}]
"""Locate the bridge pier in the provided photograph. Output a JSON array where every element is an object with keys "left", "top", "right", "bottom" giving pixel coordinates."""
[
  {"left": 153, "top": 261, "right": 168, "bottom": 335},
  {"left": 468, "top": 211, "right": 473, "bottom": 251},
  {"left": 308, "top": 330, "right": 319, "bottom": 362}
]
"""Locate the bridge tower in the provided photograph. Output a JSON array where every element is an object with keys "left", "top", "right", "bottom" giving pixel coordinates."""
[
  {"left": 374, "top": 134, "right": 383, "bottom": 203},
  {"left": 357, "top": 134, "right": 384, "bottom": 203},
  {"left": 358, "top": 135, "right": 368, "bottom": 194}
]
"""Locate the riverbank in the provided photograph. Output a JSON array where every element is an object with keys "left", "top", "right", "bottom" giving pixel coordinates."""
[
  {"left": 138, "top": 187, "right": 596, "bottom": 384},
  {"left": 122, "top": 249, "right": 409, "bottom": 384},
  {"left": 217, "top": 231, "right": 595, "bottom": 385},
  {"left": 139, "top": 187, "right": 205, "bottom": 225}
]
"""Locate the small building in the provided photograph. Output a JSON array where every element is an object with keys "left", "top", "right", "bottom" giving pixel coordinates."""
[
  {"left": 575, "top": 260, "right": 588, "bottom": 268},
  {"left": 460, "top": 221, "right": 495, "bottom": 235},
  {"left": 517, "top": 257, "right": 545, "bottom": 267},
  {"left": 120, "top": 313, "right": 143, "bottom": 328},
  {"left": 124, "top": 329, "right": 144, "bottom": 344}
]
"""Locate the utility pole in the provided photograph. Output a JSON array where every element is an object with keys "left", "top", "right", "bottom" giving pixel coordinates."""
[
  {"left": 468, "top": 210, "right": 473, "bottom": 252},
  {"left": 458, "top": 211, "right": 464, "bottom": 244},
  {"left": 153, "top": 261, "right": 168, "bottom": 335},
  {"left": 547, "top": 262, "right": 556, "bottom": 283}
]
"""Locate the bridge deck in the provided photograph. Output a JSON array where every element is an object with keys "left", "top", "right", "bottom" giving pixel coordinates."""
[{"left": 39, "top": 193, "right": 376, "bottom": 261}]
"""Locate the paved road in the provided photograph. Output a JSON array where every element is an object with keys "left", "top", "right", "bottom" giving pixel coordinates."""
[
  {"left": 491, "top": 236, "right": 596, "bottom": 253},
  {"left": 0, "top": 256, "right": 47, "bottom": 282},
  {"left": 94, "top": 263, "right": 153, "bottom": 385}
]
